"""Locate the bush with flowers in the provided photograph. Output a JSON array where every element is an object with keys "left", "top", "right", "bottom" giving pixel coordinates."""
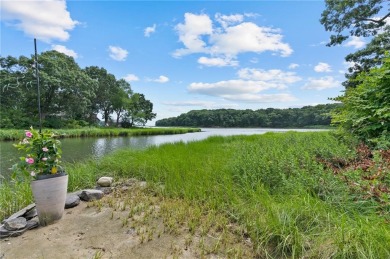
[{"left": 12, "top": 127, "right": 63, "bottom": 180}]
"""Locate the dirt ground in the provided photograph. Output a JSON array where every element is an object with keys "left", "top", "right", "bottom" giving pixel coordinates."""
[{"left": 0, "top": 181, "right": 253, "bottom": 259}]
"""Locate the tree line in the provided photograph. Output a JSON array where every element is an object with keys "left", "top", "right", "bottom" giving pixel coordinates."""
[
  {"left": 0, "top": 51, "right": 156, "bottom": 129},
  {"left": 155, "top": 104, "right": 340, "bottom": 128}
]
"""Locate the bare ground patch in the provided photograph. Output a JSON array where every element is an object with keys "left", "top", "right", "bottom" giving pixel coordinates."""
[{"left": 1, "top": 180, "right": 254, "bottom": 259}]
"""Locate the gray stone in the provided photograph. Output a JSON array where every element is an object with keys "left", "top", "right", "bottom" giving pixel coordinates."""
[
  {"left": 97, "top": 177, "right": 113, "bottom": 187},
  {"left": 24, "top": 208, "right": 37, "bottom": 220},
  {"left": 2, "top": 203, "right": 35, "bottom": 224},
  {"left": 65, "top": 194, "right": 80, "bottom": 209},
  {"left": 0, "top": 224, "right": 27, "bottom": 238},
  {"left": 79, "top": 189, "right": 104, "bottom": 201},
  {"left": 26, "top": 219, "right": 39, "bottom": 230},
  {"left": 95, "top": 186, "right": 113, "bottom": 194},
  {"left": 4, "top": 217, "right": 27, "bottom": 231}
]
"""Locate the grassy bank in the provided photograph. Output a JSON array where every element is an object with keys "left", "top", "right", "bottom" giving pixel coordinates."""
[
  {"left": 1, "top": 131, "right": 389, "bottom": 258},
  {"left": 0, "top": 127, "right": 201, "bottom": 141}
]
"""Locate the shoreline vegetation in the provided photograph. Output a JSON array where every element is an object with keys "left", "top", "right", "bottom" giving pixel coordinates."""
[
  {"left": 155, "top": 104, "right": 339, "bottom": 128},
  {"left": 1, "top": 131, "right": 389, "bottom": 257},
  {"left": 0, "top": 127, "right": 201, "bottom": 141}
]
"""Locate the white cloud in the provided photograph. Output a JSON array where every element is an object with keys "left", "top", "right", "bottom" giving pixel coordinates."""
[
  {"left": 1, "top": 0, "right": 78, "bottom": 42},
  {"left": 209, "top": 22, "right": 292, "bottom": 57},
  {"left": 144, "top": 24, "right": 156, "bottom": 37},
  {"left": 148, "top": 75, "right": 169, "bottom": 83},
  {"left": 51, "top": 45, "right": 78, "bottom": 58},
  {"left": 162, "top": 100, "right": 239, "bottom": 110},
  {"left": 173, "top": 13, "right": 213, "bottom": 57},
  {"left": 310, "top": 41, "right": 327, "bottom": 47},
  {"left": 173, "top": 12, "right": 292, "bottom": 66},
  {"left": 344, "top": 36, "right": 366, "bottom": 49},
  {"left": 187, "top": 80, "right": 297, "bottom": 103},
  {"left": 237, "top": 68, "right": 301, "bottom": 84},
  {"left": 123, "top": 74, "right": 139, "bottom": 82},
  {"left": 288, "top": 63, "right": 299, "bottom": 69},
  {"left": 163, "top": 100, "right": 215, "bottom": 107},
  {"left": 189, "top": 79, "right": 286, "bottom": 96},
  {"left": 198, "top": 56, "right": 238, "bottom": 67},
  {"left": 215, "top": 13, "right": 244, "bottom": 28},
  {"left": 108, "top": 46, "right": 128, "bottom": 61},
  {"left": 222, "top": 93, "right": 296, "bottom": 103},
  {"left": 314, "top": 62, "right": 332, "bottom": 72},
  {"left": 187, "top": 67, "right": 300, "bottom": 103},
  {"left": 302, "top": 76, "right": 341, "bottom": 90}
]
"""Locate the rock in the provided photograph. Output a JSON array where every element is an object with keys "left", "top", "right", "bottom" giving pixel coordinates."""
[
  {"left": 2, "top": 204, "right": 35, "bottom": 224},
  {"left": 24, "top": 208, "right": 37, "bottom": 220},
  {"left": 79, "top": 189, "right": 104, "bottom": 201},
  {"left": 65, "top": 194, "right": 80, "bottom": 209},
  {"left": 97, "top": 177, "right": 113, "bottom": 187},
  {"left": 0, "top": 224, "right": 28, "bottom": 238},
  {"left": 26, "top": 219, "right": 39, "bottom": 230},
  {"left": 95, "top": 186, "right": 113, "bottom": 194},
  {"left": 4, "top": 217, "right": 27, "bottom": 231}
]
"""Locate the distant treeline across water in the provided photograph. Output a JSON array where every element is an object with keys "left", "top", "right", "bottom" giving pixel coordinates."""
[{"left": 156, "top": 103, "right": 340, "bottom": 128}]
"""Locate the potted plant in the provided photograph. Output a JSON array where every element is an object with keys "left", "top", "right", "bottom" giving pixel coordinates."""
[{"left": 12, "top": 127, "right": 68, "bottom": 226}]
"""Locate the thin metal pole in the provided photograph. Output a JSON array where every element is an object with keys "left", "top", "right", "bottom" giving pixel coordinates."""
[{"left": 34, "top": 38, "right": 42, "bottom": 133}]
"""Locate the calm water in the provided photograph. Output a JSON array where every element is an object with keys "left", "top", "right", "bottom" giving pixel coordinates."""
[{"left": 0, "top": 128, "right": 324, "bottom": 179}]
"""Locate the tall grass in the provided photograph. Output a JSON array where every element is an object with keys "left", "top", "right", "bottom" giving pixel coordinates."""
[
  {"left": 0, "top": 127, "right": 200, "bottom": 141},
  {"left": 1, "top": 131, "right": 388, "bottom": 258}
]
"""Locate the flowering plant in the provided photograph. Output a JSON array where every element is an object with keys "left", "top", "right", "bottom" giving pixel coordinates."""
[{"left": 12, "top": 127, "right": 63, "bottom": 180}]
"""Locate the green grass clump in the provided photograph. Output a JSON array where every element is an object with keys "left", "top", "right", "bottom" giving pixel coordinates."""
[{"left": 1, "top": 131, "right": 389, "bottom": 258}]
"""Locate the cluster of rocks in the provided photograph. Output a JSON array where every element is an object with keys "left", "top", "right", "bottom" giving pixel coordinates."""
[{"left": 0, "top": 176, "right": 113, "bottom": 239}]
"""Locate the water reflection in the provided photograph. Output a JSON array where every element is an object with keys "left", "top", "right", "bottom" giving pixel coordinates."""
[{"left": 0, "top": 128, "right": 326, "bottom": 179}]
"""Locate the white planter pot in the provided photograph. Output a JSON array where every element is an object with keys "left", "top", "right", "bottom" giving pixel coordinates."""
[{"left": 31, "top": 173, "right": 68, "bottom": 226}]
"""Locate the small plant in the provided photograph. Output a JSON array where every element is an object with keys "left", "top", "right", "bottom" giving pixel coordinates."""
[{"left": 12, "top": 127, "right": 63, "bottom": 180}]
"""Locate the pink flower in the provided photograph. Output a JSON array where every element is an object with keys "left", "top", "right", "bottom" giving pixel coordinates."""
[
  {"left": 25, "top": 131, "right": 33, "bottom": 138},
  {"left": 42, "top": 157, "right": 48, "bottom": 161},
  {"left": 31, "top": 171, "right": 36, "bottom": 177},
  {"left": 42, "top": 147, "right": 49, "bottom": 152},
  {"left": 25, "top": 157, "right": 34, "bottom": 164}
]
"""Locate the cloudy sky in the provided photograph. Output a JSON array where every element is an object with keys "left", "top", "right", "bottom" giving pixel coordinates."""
[{"left": 0, "top": 0, "right": 367, "bottom": 124}]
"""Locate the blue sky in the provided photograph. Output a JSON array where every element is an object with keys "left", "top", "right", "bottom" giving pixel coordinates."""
[{"left": 1, "top": 1, "right": 368, "bottom": 124}]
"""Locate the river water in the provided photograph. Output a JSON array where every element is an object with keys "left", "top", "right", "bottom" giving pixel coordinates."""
[{"left": 0, "top": 128, "right": 325, "bottom": 179}]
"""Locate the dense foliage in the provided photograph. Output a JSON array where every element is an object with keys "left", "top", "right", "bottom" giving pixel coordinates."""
[
  {"left": 0, "top": 51, "right": 156, "bottom": 129},
  {"left": 332, "top": 54, "right": 390, "bottom": 148},
  {"left": 320, "top": 0, "right": 390, "bottom": 88},
  {"left": 321, "top": 1, "right": 390, "bottom": 148},
  {"left": 155, "top": 104, "right": 339, "bottom": 128}
]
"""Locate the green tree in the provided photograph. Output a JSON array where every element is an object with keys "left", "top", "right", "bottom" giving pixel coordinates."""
[
  {"left": 331, "top": 54, "right": 390, "bottom": 148},
  {"left": 1, "top": 51, "right": 97, "bottom": 128},
  {"left": 123, "top": 93, "right": 156, "bottom": 127},
  {"left": 0, "top": 56, "right": 34, "bottom": 128},
  {"left": 36, "top": 51, "right": 96, "bottom": 121},
  {"left": 112, "top": 79, "right": 133, "bottom": 127},
  {"left": 84, "top": 66, "right": 117, "bottom": 126},
  {"left": 320, "top": 0, "right": 390, "bottom": 87}
]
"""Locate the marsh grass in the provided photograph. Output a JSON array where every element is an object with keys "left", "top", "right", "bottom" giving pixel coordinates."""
[
  {"left": 0, "top": 127, "right": 200, "bottom": 141},
  {"left": 1, "top": 131, "right": 389, "bottom": 258}
]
